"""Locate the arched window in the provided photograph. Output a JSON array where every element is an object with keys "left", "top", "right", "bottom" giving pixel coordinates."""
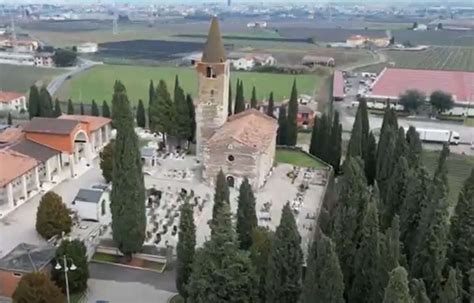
[
  {"left": 206, "top": 66, "right": 216, "bottom": 78},
  {"left": 101, "top": 200, "right": 106, "bottom": 216},
  {"left": 228, "top": 155, "right": 235, "bottom": 162}
]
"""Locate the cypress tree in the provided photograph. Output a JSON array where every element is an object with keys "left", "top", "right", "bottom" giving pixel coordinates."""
[
  {"left": 250, "top": 227, "right": 273, "bottom": 302},
  {"left": 234, "top": 80, "right": 245, "bottom": 114},
  {"left": 309, "top": 113, "right": 321, "bottom": 157},
  {"left": 265, "top": 203, "right": 303, "bottom": 303},
  {"left": 319, "top": 114, "right": 331, "bottom": 161},
  {"left": 228, "top": 81, "right": 232, "bottom": 116},
  {"left": 381, "top": 215, "right": 403, "bottom": 289},
  {"left": 438, "top": 267, "right": 462, "bottom": 303},
  {"left": 383, "top": 266, "right": 412, "bottom": 303},
  {"left": 448, "top": 169, "right": 474, "bottom": 291},
  {"left": 301, "top": 233, "right": 344, "bottom": 303},
  {"left": 266, "top": 92, "right": 275, "bottom": 117},
  {"left": 410, "top": 279, "right": 431, "bottom": 303},
  {"left": 347, "top": 108, "right": 363, "bottom": 158},
  {"left": 365, "top": 132, "right": 377, "bottom": 185},
  {"left": 91, "top": 99, "right": 99, "bottom": 116},
  {"left": 188, "top": 204, "right": 258, "bottom": 303},
  {"left": 39, "top": 86, "right": 53, "bottom": 117},
  {"left": 434, "top": 144, "right": 449, "bottom": 185},
  {"left": 176, "top": 199, "right": 196, "bottom": 300},
  {"left": 359, "top": 98, "right": 370, "bottom": 160},
  {"left": 393, "top": 127, "right": 408, "bottom": 162},
  {"left": 276, "top": 105, "right": 288, "bottom": 145},
  {"left": 350, "top": 195, "right": 384, "bottom": 303},
  {"left": 236, "top": 178, "right": 257, "bottom": 250},
  {"left": 67, "top": 99, "right": 75, "bottom": 115},
  {"left": 173, "top": 77, "right": 191, "bottom": 141},
  {"left": 250, "top": 85, "right": 257, "bottom": 108},
  {"left": 186, "top": 94, "right": 196, "bottom": 142},
  {"left": 136, "top": 99, "right": 146, "bottom": 128},
  {"left": 102, "top": 100, "right": 110, "bottom": 118},
  {"left": 376, "top": 126, "right": 396, "bottom": 198},
  {"left": 286, "top": 79, "right": 298, "bottom": 146},
  {"left": 150, "top": 80, "right": 175, "bottom": 144},
  {"left": 110, "top": 81, "right": 146, "bottom": 258},
  {"left": 332, "top": 157, "right": 369, "bottom": 288},
  {"left": 53, "top": 99, "right": 62, "bottom": 117},
  {"left": 210, "top": 170, "right": 229, "bottom": 235},
  {"left": 80, "top": 102, "right": 85, "bottom": 115},
  {"left": 406, "top": 126, "right": 422, "bottom": 168},
  {"left": 7, "top": 112, "right": 12, "bottom": 125},
  {"left": 28, "top": 85, "right": 40, "bottom": 119},
  {"left": 148, "top": 80, "right": 155, "bottom": 124},
  {"left": 382, "top": 156, "right": 409, "bottom": 229},
  {"left": 329, "top": 111, "right": 342, "bottom": 175},
  {"left": 469, "top": 269, "right": 474, "bottom": 301}
]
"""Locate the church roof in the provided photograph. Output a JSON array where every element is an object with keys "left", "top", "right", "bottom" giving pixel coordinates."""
[
  {"left": 201, "top": 17, "right": 227, "bottom": 63},
  {"left": 208, "top": 109, "right": 278, "bottom": 152}
]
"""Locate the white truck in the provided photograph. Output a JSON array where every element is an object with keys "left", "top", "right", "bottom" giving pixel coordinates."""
[{"left": 406, "top": 127, "right": 461, "bottom": 145}]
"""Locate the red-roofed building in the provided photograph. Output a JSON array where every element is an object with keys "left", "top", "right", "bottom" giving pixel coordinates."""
[
  {"left": 368, "top": 68, "right": 474, "bottom": 105},
  {"left": 333, "top": 70, "right": 345, "bottom": 101},
  {"left": 0, "top": 91, "right": 27, "bottom": 111}
]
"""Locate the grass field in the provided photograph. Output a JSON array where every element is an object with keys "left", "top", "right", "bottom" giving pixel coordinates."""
[
  {"left": 422, "top": 150, "right": 474, "bottom": 207},
  {"left": 56, "top": 64, "right": 324, "bottom": 105},
  {"left": 275, "top": 149, "right": 326, "bottom": 168},
  {"left": 0, "top": 64, "right": 64, "bottom": 93}
]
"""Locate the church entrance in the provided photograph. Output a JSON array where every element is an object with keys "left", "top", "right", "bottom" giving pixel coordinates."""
[{"left": 226, "top": 176, "right": 235, "bottom": 188}]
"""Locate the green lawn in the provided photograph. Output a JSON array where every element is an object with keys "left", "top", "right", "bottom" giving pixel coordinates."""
[
  {"left": 55, "top": 64, "right": 324, "bottom": 106},
  {"left": 465, "top": 118, "right": 474, "bottom": 127},
  {"left": 276, "top": 149, "right": 326, "bottom": 168},
  {"left": 422, "top": 150, "right": 474, "bottom": 207},
  {"left": 170, "top": 295, "right": 185, "bottom": 303},
  {"left": 0, "top": 64, "right": 64, "bottom": 93},
  {"left": 92, "top": 252, "right": 117, "bottom": 263}
]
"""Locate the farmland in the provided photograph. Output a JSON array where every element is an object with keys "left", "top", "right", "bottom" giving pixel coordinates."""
[
  {"left": 0, "top": 64, "right": 64, "bottom": 93},
  {"left": 55, "top": 64, "right": 325, "bottom": 106}
]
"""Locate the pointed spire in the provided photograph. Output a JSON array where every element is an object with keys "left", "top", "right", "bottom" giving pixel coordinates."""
[{"left": 201, "top": 17, "right": 227, "bottom": 63}]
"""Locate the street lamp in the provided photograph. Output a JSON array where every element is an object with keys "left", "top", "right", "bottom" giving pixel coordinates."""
[{"left": 54, "top": 255, "right": 77, "bottom": 303}]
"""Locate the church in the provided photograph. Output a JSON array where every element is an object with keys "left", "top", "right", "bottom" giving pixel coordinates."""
[{"left": 195, "top": 18, "right": 278, "bottom": 190}]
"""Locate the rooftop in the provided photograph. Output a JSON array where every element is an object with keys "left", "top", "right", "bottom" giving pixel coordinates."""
[
  {"left": 0, "top": 243, "right": 55, "bottom": 273},
  {"left": 208, "top": 109, "right": 278, "bottom": 152},
  {"left": 370, "top": 68, "right": 474, "bottom": 102},
  {"left": 0, "top": 128, "right": 23, "bottom": 145},
  {"left": 0, "top": 150, "right": 38, "bottom": 187},
  {"left": 201, "top": 17, "right": 227, "bottom": 64},
  {"left": 23, "top": 117, "right": 79, "bottom": 135},
  {"left": 333, "top": 70, "right": 345, "bottom": 99},
  {"left": 74, "top": 189, "right": 104, "bottom": 204},
  {"left": 59, "top": 115, "right": 111, "bottom": 131},
  {"left": 0, "top": 91, "right": 25, "bottom": 103},
  {"left": 10, "top": 139, "right": 60, "bottom": 163}
]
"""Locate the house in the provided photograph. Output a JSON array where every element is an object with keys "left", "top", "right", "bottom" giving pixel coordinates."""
[
  {"left": 34, "top": 52, "right": 54, "bottom": 67},
  {"left": 202, "top": 109, "right": 278, "bottom": 190},
  {"left": 0, "top": 91, "right": 27, "bottom": 111},
  {"left": 414, "top": 24, "right": 428, "bottom": 31},
  {"left": 77, "top": 42, "right": 98, "bottom": 54},
  {"left": 231, "top": 55, "right": 255, "bottom": 71},
  {"left": 296, "top": 105, "right": 316, "bottom": 129},
  {"left": 230, "top": 53, "right": 276, "bottom": 71},
  {"left": 302, "top": 55, "right": 335, "bottom": 67},
  {"left": 0, "top": 243, "right": 55, "bottom": 297},
  {"left": 71, "top": 187, "right": 110, "bottom": 224}
]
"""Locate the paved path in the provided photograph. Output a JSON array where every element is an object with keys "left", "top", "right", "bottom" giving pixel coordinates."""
[{"left": 47, "top": 58, "right": 101, "bottom": 96}]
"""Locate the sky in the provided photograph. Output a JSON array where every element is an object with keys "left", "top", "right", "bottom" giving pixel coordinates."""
[{"left": 4, "top": 0, "right": 472, "bottom": 4}]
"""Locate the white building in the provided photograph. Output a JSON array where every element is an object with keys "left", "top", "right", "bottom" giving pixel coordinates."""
[
  {"left": 140, "top": 147, "right": 158, "bottom": 167},
  {"left": 0, "top": 91, "right": 27, "bottom": 111},
  {"left": 77, "top": 43, "right": 98, "bottom": 54},
  {"left": 414, "top": 24, "right": 428, "bottom": 31},
  {"left": 230, "top": 53, "right": 276, "bottom": 71},
  {"left": 71, "top": 187, "right": 111, "bottom": 224},
  {"left": 232, "top": 56, "right": 255, "bottom": 71}
]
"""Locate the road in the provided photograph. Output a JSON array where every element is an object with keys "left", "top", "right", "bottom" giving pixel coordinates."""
[{"left": 47, "top": 58, "right": 101, "bottom": 96}]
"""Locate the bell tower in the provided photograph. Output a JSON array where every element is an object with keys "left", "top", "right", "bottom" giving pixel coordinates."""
[{"left": 195, "top": 17, "right": 230, "bottom": 158}]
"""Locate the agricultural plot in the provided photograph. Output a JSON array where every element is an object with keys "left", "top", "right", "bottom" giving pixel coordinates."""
[
  {"left": 277, "top": 27, "right": 387, "bottom": 42},
  {"left": 55, "top": 64, "right": 324, "bottom": 106},
  {"left": 391, "top": 29, "right": 474, "bottom": 47},
  {"left": 0, "top": 64, "right": 64, "bottom": 93}
]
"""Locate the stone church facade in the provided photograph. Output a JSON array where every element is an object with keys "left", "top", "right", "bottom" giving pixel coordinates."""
[{"left": 196, "top": 18, "right": 278, "bottom": 190}]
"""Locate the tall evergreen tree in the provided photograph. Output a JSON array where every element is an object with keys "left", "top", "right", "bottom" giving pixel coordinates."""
[
  {"left": 186, "top": 94, "right": 196, "bottom": 143},
  {"left": 28, "top": 85, "right": 40, "bottom": 119},
  {"left": 210, "top": 170, "right": 230, "bottom": 235},
  {"left": 234, "top": 80, "right": 245, "bottom": 114},
  {"left": 381, "top": 215, "right": 403, "bottom": 289},
  {"left": 319, "top": 114, "right": 331, "bottom": 161},
  {"left": 438, "top": 267, "right": 462, "bottom": 303},
  {"left": 39, "top": 86, "right": 53, "bottom": 117},
  {"left": 80, "top": 102, "right": 85, "bottom": 115},
  {"left": 393, "top": 127, "right": 408, "bottom": 162},
  {"left": 266, "top": 92, "right": 275, "bottom": 117},
  {"left": 228, "top": 81, "right": 233, "bottom": 116},
  {"left": 276, "top": 105, "right": 288, "bottom": 145},
  {"left": 286, "top": 79, "right": 299, "bottom": 146},
  {"left": 250, "top": 227, "right": 273, "bottom": 302},
  {"left": 110, "top": 81, "right": 146, "bottom": 258},
  {"left": 51, "top": 240, "right": 89, "bottom": 294},
  {"left": 236, "top": 178, "right": 258, "bottom": 250},
  {"left": 301, "top": 233, "right": 344, "bottom": 303},
  {"left": 365, "top": 132, "right": 377, "bottom": 185},
  {"left": 410, "top": 279, "right": 431, "bottom": 303},
  {"left": 359, "top": 98, "right": 370, "bottom": 160},
  {"left": 329, "top": 111, "right": 342, "bottom": 175},
  {"left": 150, "top": 80, "right": 175, "bottom": 144},
  {"left": 188, "top": 204, "right": 258, "bottom": 303},
  {"left": 332, "top": 157, "right": 369, "bottom": 288},
  {"left": 176, "top": 199, "right": 196, "bottom": 301},
  {"left": 250, "top": 86, "right": 257, "bottom": 108},
  {"left": 382, "top": 156, "right": 409, "bottom": 229},
  {"left": 383, "top": 266, "right": 413, "bottom": 303},
  {"left": 469, "top": 269, "right": 474, "bottom": 302},
  {"left": 309, "top": 113, "right": 322, "bottom": 157},
  {"left": 347, "top": 109, "right": 363, "bottom": 158},
  {"left": 91, "top": 99, "right": 100, "bottom": 116},
  {"left": 265, "top": 203, "right": 303, "bottom": 303},
  {"left": 67, "top": 99, "right": 75, "bottom": 115},
  {"left": 53, "top": 99, "right": 62, "bottom": 117},
  {"left": 376, "top": 107, "right": 398, "bottom": 197},
  {"left": 406, "top": 126, "right": 422, "bottom": 168},
  {"left": 148, "top": 80, "right": 155, "bottom": 124},
  {"left": 7, "top": 112, "right": 12, "bottom": 125},
  {"left": 136, "top": 99, "right": 146, "bottom": 128},
  {"left": 350, "top": 195, "right": 384, "bottom": 303},
  {"left": 448, "top": 169, "right": 474, "bottom": 292},
  {"left": 102, "top": 100, "right": 110, "bottom": 118},
  {"left": 173, "top": 76, "right": 191, "bottom": 141}
]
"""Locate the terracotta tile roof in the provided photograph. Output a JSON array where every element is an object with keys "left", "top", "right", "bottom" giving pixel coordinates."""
[
  {"left": 208, "top": 109, "right": 278, "bottom": 152},
  {"left": 59, "top": 115, "right": 111, "bottom": 131},
  {"left": 0, "top": 149, "right": 38, "bottom": 187},
  {"left": 333, "top": 70, "right": 345, "bottom": 98},
  {"left": 0, "top": 91, "right": 25, "bottom": 103},
  {"left": 0, "top": 128, "right": 23, "bottom": 145},
  {"left": 201, "top": 17, "right": 227, "bottom": 63},
  {"left": 23, "top": 117, "right": 80, "bottom": 135},
  {"left": 370, "top": 68, "right": 474, "bottom": 102},
  {"left": 10, "top": 139, "right": 60, "bottom": 163}
]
